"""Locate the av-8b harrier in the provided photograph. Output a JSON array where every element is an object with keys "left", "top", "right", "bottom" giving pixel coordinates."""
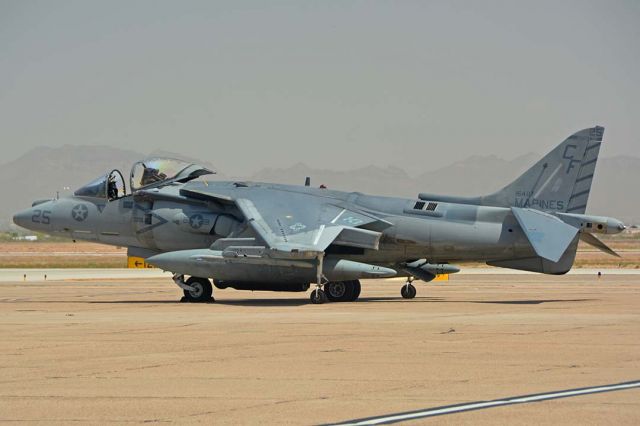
[{"left": 14, "top": 126, "right": 625, "bottom": 304}]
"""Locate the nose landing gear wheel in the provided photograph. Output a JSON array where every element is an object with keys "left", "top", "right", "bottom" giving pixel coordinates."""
[
  {"left": 310, "top": 288, "right": 328, "bottom": 304},
  {"left": 401, "top": 283, "right": 416, "bottom": 299},
  {"left": 183, "top": 277, "right": 214, "bottom": 303}
]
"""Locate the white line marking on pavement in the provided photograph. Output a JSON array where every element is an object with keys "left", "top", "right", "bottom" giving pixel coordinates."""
[{"left": 331, "top": 380, "right": 640, "bottom": 425}]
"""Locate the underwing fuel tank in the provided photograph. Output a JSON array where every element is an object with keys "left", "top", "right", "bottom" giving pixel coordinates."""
[
  {"left": 146, "top": 249, "right": 397, "bottom": 282},
  {"left": 403, "top": 260, "right": 460, "bottom": 282}
]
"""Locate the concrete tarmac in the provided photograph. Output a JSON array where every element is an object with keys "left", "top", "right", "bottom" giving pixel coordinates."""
[{"left": 1, "top": 273, "right": 639, "bottom": 425}]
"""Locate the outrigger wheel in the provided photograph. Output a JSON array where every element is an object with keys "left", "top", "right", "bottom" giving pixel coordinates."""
[
  {"left": 182, "top": 276, "right": 214, "bottom": 303},
  {"left": 401, "top": 282, "right": 417, "bottom": 299},
  {"left": 310, "top": 287, "right": 328, "bottom": 304}
]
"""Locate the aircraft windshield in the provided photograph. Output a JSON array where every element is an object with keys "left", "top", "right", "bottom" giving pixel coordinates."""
[
  {"left": 74, "top": 175, "right": 107, "bottom": 198},
  {"left": 130, "top": 158, "right": 214, "bottom": 191},
  {"left": 74, "top": 170, "right": 127, "bottom": 200}
]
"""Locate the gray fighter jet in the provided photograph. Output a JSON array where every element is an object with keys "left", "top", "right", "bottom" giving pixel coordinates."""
[{"left": 14, "top": 126, "right": 625, "bottom": 304}]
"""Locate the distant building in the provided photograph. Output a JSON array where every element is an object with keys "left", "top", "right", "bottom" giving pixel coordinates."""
[{"left": 12, "top": 235, "right": 38, "bottom": 241}]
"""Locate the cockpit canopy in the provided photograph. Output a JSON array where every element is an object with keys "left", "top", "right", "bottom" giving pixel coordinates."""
[
  {"left": 130, "top": 158, "right": 214, "bottom": 191},
  {"left": 73, "top": 158, "right": 214, "bottom": 200}
]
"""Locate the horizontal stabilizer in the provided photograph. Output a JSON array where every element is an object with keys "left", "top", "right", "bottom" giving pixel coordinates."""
[
  {"left": 512, "top": 207, "right": 579, "bottom": 262},
  {"left": 580, "top": 233, "right": 620, "bottom": 257}
]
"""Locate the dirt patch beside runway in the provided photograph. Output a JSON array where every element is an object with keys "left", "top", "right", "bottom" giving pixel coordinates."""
[
  {"left": 0, "top": 274, "right": 639, "bottom": 424},
  {"left": 0, "top": 241, "right": 126, "bottom": 268}
]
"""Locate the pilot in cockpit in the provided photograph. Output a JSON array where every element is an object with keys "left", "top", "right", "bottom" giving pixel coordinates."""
[
  {"left": 141, "top": 164, "right": 167, "bottom": 187},
  {"left": 107, "top": 175, "right": 118, "bottom": 200}
]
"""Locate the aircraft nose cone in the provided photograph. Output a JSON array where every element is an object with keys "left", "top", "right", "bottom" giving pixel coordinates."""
[{"left": 13, "top": 209, "right": 32, "bottom": 229}]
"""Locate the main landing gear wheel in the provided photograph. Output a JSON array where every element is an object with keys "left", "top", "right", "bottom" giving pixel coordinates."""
[
  {"left": 325, "top": 280, "right": 361, "bottom": 302},
  {"left": 183, "top": 277, "right": 214, "bottom": 303},
  {"left": 310, "top": 288, "right": 328, "bottom": 304},
  {"left": 350, "top": 280, "right": 361, "bottom": 301},
  {"left": 401, "top": 282, "right": 416, "bottom": 299},
  {"left": 325, "top": 281, "right": 348, "bottom": 302}
]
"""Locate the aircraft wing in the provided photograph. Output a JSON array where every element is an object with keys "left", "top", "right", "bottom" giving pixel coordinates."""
[{"left": 181, "top": 187, "right": 388, "bottom": 255}]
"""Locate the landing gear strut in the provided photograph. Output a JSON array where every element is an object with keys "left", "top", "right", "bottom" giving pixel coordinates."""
[
  {"left": 310, "top": 253, "right": 328, "bottom": 304},
  {"left": 401, "top": 278, "right": 417, "bottom": 299},
  {"left": 173, "top": 274, "right": 214, "bottom": 303}
]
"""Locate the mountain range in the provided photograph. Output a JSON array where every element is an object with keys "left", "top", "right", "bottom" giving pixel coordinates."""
[{"left": 2, "top": 145, "right": 638, "bottom": 229}]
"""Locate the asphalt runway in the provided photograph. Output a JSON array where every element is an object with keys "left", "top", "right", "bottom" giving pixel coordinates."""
[{"left": 1, "top": 273, "right": 639, "bottom": 424}]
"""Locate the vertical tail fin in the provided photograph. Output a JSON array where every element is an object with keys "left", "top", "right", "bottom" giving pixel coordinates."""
[
  {"left": 565, "top": 127, "right": 603, "bottom": 213},
  {"left": 481, "top": 126, "right": 604, "bottom": 213}
]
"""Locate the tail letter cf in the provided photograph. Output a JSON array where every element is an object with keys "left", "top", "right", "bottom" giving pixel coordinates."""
[{"left": 562, "top": 144, "right": 580, "bottom": 174}]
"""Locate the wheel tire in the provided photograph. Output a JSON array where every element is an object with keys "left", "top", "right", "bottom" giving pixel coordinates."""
[
  {"left": 213, "top": 279, "right": 227, "bottom": 289},
  {"left": 401, "top": 283, "right": 416, "bottom": 299},
  {"left": 310, "top": 288, "right": 328, "bottom": 304},
  {"left": 183, "top": 277, "right": 213, "bottom": 302},
  {"left": 349, "top": 280, "right": 361, "bottom": 301},
  {"left": 325, "top": 281, "right": 352, "bottom": 302}
]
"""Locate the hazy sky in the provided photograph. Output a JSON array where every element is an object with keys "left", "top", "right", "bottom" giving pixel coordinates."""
[{"left": 1, "top": 0, "right": 638, "bottom": 175}]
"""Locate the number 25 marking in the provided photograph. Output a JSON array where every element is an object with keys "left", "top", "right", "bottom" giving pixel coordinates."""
[{"left": 31, "top": 210, "right": 51, "bottom": 225}]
